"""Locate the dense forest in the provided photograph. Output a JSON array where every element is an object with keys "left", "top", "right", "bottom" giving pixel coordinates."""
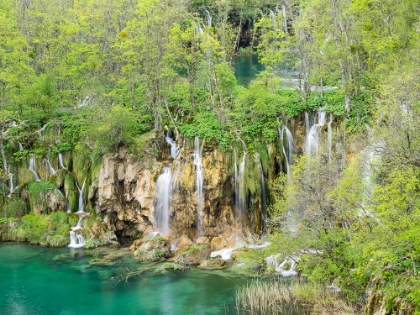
[{"left": 1, "top": 0, "right": 420, "bottom": 313}]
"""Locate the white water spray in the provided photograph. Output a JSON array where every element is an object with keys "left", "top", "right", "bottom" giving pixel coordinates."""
[
  {"left": 204, "top": 9, "right": 212, "bottom": 27},
  {"left": 29, "top": 156, "right": 41, "bottom": 181},
  {"left": 327, "top": 114, "right": 333, "bottom": 163},
  {"left": 304, "top": 110, "right": 326, "bottom": 156},
  {"left": 68, "top": 214, "right": 87, "bottom": 248},
  {"left": 165, "top": 130, "right": 178, "bottom": 159},
  {"left": 75, "top": 180, "right": 86, "bottom": 214},
  {"left": 193, "top": 137, "right": 204, "bottom": 237},
  {"left": 155, "top": 167, "right": 172, "bottom": 236}
]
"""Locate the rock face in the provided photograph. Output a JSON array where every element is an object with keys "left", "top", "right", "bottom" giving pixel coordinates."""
[
  {"left": 91, "top": 145, "right": 160, "bottom": 238},
  {"left": 90, "top": 135, "right": 259, "bottom": 242}
]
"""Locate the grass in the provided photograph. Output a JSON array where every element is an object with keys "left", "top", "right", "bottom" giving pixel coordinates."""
[{"left": 235, "top": 278, "right": 358, "bottom": 315}]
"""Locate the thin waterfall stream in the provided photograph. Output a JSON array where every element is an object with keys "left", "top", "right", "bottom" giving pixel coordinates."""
[
  {"left": 194, "top": 136, "right": 204, "bottom": 237},
  {"left": 155, "top": 167, "right": 172, "bottom": 236}
]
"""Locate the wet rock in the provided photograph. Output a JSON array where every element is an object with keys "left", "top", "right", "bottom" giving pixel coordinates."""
[
  {"left": 134, "top": 236, "right": 173, "bottom": 262},
  {"left": 175, "top": 235, "right": 193, "bottom": 253},
  {"left": 210, "top": 236, "right": 228, "bottom": 250}
]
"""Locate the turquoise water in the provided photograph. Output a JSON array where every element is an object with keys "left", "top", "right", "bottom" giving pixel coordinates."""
[
  {"left": 0, "top": 243, "right": 247, "bottom": 315},
  {"left": 233, "top": 54, "right": 265, "bottom": 86}
]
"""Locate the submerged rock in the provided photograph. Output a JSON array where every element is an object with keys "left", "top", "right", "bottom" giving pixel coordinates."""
[{"left": 134, "top": 236, "right": 173, "bottom": 262}]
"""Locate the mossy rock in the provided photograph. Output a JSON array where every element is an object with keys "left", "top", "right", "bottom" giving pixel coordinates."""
[
  {"left": 174, "top": 244, "right": 211, "bottom": 266},
  {"left": 7, "top": 213, "right": 70, "bottom": 246},
  {"left": 134, "top": 236, "right": 173, "bottom": 262},
  {"left": 49, "top": 169, "right": 67, "bottom": 188},
  {"left": 19, "top": 168, "right": 35, "bottom": 184},
  {"left": 1, "top": 197, "right": 28, "bottom": 218},
  {"left": 28, "top": 181, "right": 66, "bottom": 215},
  {"left": 64, "top": 174, "right": 78, "bottom": 212}
]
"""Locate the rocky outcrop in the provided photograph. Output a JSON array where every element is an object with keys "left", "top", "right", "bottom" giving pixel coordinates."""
[
  {"left": 91, "top": 139, "right": 161, "bottom": 238},
  {"left": 90, "top": 134, "right": 258, "bottom": 242}
]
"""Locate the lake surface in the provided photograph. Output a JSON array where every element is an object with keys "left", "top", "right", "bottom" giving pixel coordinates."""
[
  {"left": 233, "top": 54, "right": 265, "bottom": 86},
  {"left": 0, "top": 242, "right": 305, "bottom": 315}
]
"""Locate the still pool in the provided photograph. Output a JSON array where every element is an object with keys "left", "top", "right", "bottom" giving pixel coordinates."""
[{"left": 0, "top": 242, "right": 306, "bottom": 315}]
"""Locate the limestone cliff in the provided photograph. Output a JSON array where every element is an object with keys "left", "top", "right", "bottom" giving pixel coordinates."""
[{"left": 89, "top": 135, "right": 262, "bottom": 242}]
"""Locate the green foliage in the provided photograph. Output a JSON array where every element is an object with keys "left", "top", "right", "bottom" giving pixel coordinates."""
[
  {"left": 12, "top": 214, "right": 70, "bottom": 246},
  {"left": 185, "top": 244, "right": 207, "bottom": 254},
  {"left": 1, "top": 198, "right": 28, "bottom": 218},
  {"left": 86, "top": 105, "right": 151, "bottom": 158},
  {"left": 162, "top": 262, "right": 182, "bottom": 270}
]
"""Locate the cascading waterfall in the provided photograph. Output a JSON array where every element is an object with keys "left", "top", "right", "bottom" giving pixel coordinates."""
[
  {"left": 269, "top": 9, "right": 277, "bottom": 30},
  {"left": 18, "top": 142, "right": 23, "bottom": 151},
  {"left": 37, "top": 124, "right": 47, "bottom": 140},
  {"left": 172, "top": 139, "right": 187, "bottom": 189},
  {"left": 233, "top": 149, "right": 239, "bottom": 223},
  {"left": 195, "top": 24, "right": 204, "bottom": 35},
  {"left": 193, "top": 136, "right": 204, "bottom": 237},
  {"left": 258, "top": 158, "right": 267, "bottom": 233},
  {"left": 56, "top": 126, "right": 66, "bottom": 169},
  {"left": 68, "top": 214, "right": 87, "bottom": 248},
  {"left": 305, "top": 111, "right": 310, "bottom": 135},
  {"left": 45, "top": 157, "right": 56, "bottom": 177},
  {"left": 58, "top": 153, "right": 66, "bottom": 169},
  {"left": 327, "top": 114, "right": 333, "bottom": 163},
  {"left": 237, "top": 152, "right": 246, "bottom": 226},
  {"left": 29, "top": 156, "right": 41, "bottom": 181},
  {"left": 282, "top": 5, "right": 288, "bottom": 40},
  {"left": 278, "top": 125, "right": 294, "bottom": 180},
  {"left": 75, "top": 180, "right": 86, "bottom": 214},
  {"left": 304, "top": 110, "right": 326, "bottom": 156},
  {"left": 155, "top": 167, "right": 172, "bottom": 236},
  {"left": 204, "top": 9, "right": 212, "bottom": 27},
  {"left": 7, "top": 166, "right": 14, "bottom": 198},
  {"left": 165, "top": 130, "right": 178, "bottom": 159}
]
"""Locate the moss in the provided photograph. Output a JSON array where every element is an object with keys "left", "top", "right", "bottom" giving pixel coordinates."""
[
  {"left": 19, "top": 168, "right": 35, "bottom": 184},
  {"left": 28, "top": 181, "right": 64, "bottom": 215},
  {"left": 1, "top": 198, "right": 28, "bottom": 218},
  {"left": 49, "top": 169, "right": 66, "bottom": 188},
  {"left": 64, "top": 174, "right": 78, "bottom": 212},
  {"left": 11, "top": 214, "right": 70, "bottom": 246}
]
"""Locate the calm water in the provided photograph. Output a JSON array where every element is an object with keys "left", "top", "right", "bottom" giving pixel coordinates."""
[
  {"left": 0, "top": 243, "right": 308, "bottom": 315},
  {"left": 0, "top": 243, "right": 247, "bottom": 315},
  {"left": 233, "top": 54, "right": 265, "bottom": 86}
]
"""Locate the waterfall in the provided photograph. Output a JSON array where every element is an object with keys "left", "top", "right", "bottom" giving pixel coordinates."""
[
  {"left": 279, "top": 126, "right": 294, "bottom": 180},
  {"left": 304, "top": 110, "right": 326, "bottom": 156},
  {"left": 305, "top": 111, "right": 309, "bottom": 135},
  {"left": 68, "top": 214, "right": 87, "bottom": 248},
  {"left": 37, "top": 124, "right": 47, "bottom": 140},
  {"left": 327, "top": 114, "right": 333, "bottom": 163},
  {"left": 18, "top": 142, "right": 23, "bottom": 151},
  {"left": 29, "top": 156, "right": 41, "bottom": 181},
  {"left": 155, "top": 167, "right": 172, "bottom": 236},
  {"left": 172, "top": 139, "right": 187, "bottom": 189},
  {"left": 45, "top": 158, "right": 55, "bottom": 177},
  {"left": 75, "top": 180, "right": 86, "bottom": 214},
  {"left": 233, "top": 149, "right": 239, "bottom": 223},
  {"left": 195, "top": 24, "right": 204, "bottom": 35},
  {"left": 165, "top": 130, "right": 178, "bottom": 159},
  {"left": 58, "top": 153, "right": 66, "bottom": 169},
  {"left": 265, "top": 255, "right": 298, "bottom": 277},
  {"left": 204, "top": 9, "right": 212, "bottom": 27},
  {"left": 269, "top": 9, "right": 277, "bottom": 30},
  {"left": 193, "top": 136, "right": 204, "bottom": 237},
  {"left": 7, "top": 167, "right": 14, "bottom": 198},
  {"left": 56, "top": 127, "right": 66, "bottom": 169},
  {"left": 237, "top": 152, "right": 246, "bottom": 226},
  {"left": 258, "top": 159, "right": 267, "bottom": 233},
  {"left": 282, "top": 5, "right": 288, "bottom": 40}
]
